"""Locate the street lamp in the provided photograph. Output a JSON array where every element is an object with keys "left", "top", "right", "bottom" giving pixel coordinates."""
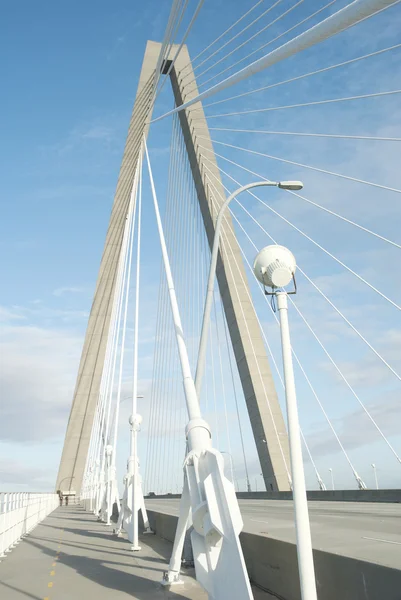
[
  {"left": 253, "top": 243, "right": 317, "bottom": 600},
  {"left": 221, "top": 451, "right": 237, "bottom": 490},
  {"left": 372, "top": 463, "right": 379, "bottom": 490},
  {"left": 329, "top": 468, "right": 335, "bottom": 491},
  {"left": 195, "top": 180, "right": 303, "bottom": 395}
]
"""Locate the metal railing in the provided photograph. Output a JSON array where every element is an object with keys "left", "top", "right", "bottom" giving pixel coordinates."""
[{"left": 0, "top": 492, "right": 59, "bottom": 558}]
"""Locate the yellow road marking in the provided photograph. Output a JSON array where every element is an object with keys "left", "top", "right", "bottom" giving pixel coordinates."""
[
  {"left": 52, "top": 562, "right": 56, "bottom": 566},
  {"left": 50, "top": 570, "right": 55, "bottom": 576},
  {"left": 48, "top": 582, "right": 53, "bottom": 588}
]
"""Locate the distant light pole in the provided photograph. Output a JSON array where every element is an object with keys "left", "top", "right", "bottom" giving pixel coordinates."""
[
  {"left": 329, "top": 468, "right": 335, "bottom": 491},
  {"left": 254, "top": 243, "right": 317, "bottom": 600},
  {"left": 195, "top": 180, "right": 303, "bottom": 395},
  {"left": 221, "top": 451, "right": 237, "bottom": 490},
  {"left": 372, "top": 463, "right": 379, "bottom": 490}
]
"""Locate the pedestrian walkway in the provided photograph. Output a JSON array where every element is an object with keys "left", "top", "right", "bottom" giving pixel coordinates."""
[
  {"left": 0, "top": 506, "right": 271, "bottom": 599},
  {"left": 0, "top": 506, "right": 206, "bottom": 599}
]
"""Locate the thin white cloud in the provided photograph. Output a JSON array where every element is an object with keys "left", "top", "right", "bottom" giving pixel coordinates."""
[
  {"left": 0, "top": 307, "right": 26, "bottom": 322},
  {"left": 52, "top": 286, "right": 85, "bottom": 297}
]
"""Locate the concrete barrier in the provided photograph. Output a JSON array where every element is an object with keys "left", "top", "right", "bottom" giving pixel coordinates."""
[
  {"left": 146, "top": 489, "right": 401, "bottom": 503},
  {"left": 142, "top": 509, "right": 401, "bottom": 600},
  {"left": 236, "top": 489, "right": 401, "bottom": 503}
]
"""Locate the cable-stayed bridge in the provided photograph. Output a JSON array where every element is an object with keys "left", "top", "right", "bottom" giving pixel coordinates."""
[{"left": 1, "top": 1, "right": 401, "bottom": 598}]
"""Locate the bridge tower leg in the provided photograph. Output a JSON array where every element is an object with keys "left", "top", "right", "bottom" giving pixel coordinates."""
[{"left": 55, "top": 41, "right": 161, "bottom": 495}]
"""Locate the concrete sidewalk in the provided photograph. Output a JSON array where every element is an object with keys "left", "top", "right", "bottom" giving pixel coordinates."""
[{"left": 0, "top": 506, "right": 270, "bottom": 599}]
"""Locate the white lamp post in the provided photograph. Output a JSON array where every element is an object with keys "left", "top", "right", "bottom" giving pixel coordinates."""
[
  {"left": 253, "top": 244, "right": 317, "bottom": 600},
  {"left": 329, "top": 468, "right": 334, "bottom": 491},
  {"left": 221, "top": 451, "right": 237, "bottom": 490},
  {"left": 372, "top": 463, "right": 379, "bottom": 490},
  {"left": 195, "top": 180, "right": 303, "bottom": 395}
]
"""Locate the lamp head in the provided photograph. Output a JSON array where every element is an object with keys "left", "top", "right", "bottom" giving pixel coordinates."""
[
  {"left": 278, "top": 180, "right": 303, "bottom": 191},
  {"left": 129, "top": 413, "right": 143, "bottom": 428},
  {"left": 253, "top": 245, "right": 296, "bottom": 289}
]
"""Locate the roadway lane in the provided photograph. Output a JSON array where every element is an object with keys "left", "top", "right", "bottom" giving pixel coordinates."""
[{"left": 145, "top": 498, "right": 401, "bottom": 569}]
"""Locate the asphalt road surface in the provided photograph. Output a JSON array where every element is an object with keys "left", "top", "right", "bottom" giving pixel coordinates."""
[{"left": 146, "top": 498, "right": 401, "bottom": 569}]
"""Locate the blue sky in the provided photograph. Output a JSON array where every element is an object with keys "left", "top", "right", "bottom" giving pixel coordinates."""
[{"left": 1, "top": 0, "right": 401, "bottom": 493}]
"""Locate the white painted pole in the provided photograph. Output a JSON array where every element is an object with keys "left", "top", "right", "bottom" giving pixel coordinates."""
[
  {"left": 276, "top": 292, "right": 317, "bottom": 600},
  {"left": 372, "top": 463, "right": 379, "bottom": 490},
  {"left": 221, "top": 451, "right": 235, "bottom": 488},
  {"left": 144, "top": 138, "right": 206, "bottom": 435},
  {"left": 329, "top": 468, "right": 335, "bottom": 491}
]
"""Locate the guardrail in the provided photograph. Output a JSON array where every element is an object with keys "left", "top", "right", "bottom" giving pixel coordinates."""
[{"left": 0, "top": 492, "right": 59, "bottom": 558}]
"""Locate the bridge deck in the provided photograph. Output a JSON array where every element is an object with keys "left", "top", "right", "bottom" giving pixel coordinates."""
[
  {"left": 146, "top": 498, "right": 401, "bottom": 569},
  {"left": 0, "top": 506, "right": 207, "bottom": 600}
]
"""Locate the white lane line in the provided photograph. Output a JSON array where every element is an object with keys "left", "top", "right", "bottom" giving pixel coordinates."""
[
  {"left": 362, "top": 536, "right": 401, "bottom": 546},
  {"left": 249, "top": 519, "right": 269, "bottom": 524}
]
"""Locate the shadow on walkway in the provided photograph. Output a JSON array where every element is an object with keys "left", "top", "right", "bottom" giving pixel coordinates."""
[{"left": 22, "top": 507, "right": 203, "bottom": 599}]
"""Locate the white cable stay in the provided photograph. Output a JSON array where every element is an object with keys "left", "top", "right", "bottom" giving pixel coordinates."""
[
  {"left": 201, "top": 160, "right": 401, "bottom": 466},
  {"left": 213, "top": 290, "right": 237, "bottom": 488},
  {"left": 153, "top": 0, "right": 205, "bottom": 102},
  {"left": 219, "top": 293, "right": 252, "bottom": 491},
  {"left": 179, "top": 0, "right": 265, "bottom": 75},
  {"left": 203, "top": 166, "right": 363, "bottom": 488},
  {"left": 159, "top": 117, "right": 190, "bottom": 492},
  {"left": 110, "top": 166, "right": 139, "bottom": 464},
  {"left": 190, "top": 0, "right": 304, "bottom": 89},
  {"left": 198, "top": 42, "right": 401, "bottom": 109},
  {"left": 145, "top": 118, "right": 183, "bottom": 492},
  {"left": 151, "top": 0, "right": 401, "bottom": 123},
  {"left": 196, "top": 143, "right": 401, "bottom": 250},
  {"left": 193, "top": 0, "right": 338, "bottom": 91},
  {"left": 182, "top": 0, "right": 283, "bottom": 84},
  {"left": 197, "top": 89, "right": 401, "bottom": 118},
  {"left": 289, "top": 295, "right": 401, "bottom": 464},
  {"left": 208, "top": 127, "right": 401, "bottom": 142},
  {"left": 203, "top": 137, "right": 401, "bottom": 195},
  {"left": 108, "top": 178, "right": 140, "bottom": 445},
  {"left": 202, "top": 161, "right": 370, "bottom": 488},
  {"left": 300, "top": 430, "right": 327, "bottom": 490},
  {"left": 199, "top": 147, "right": 401, "bottom": 372}
]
